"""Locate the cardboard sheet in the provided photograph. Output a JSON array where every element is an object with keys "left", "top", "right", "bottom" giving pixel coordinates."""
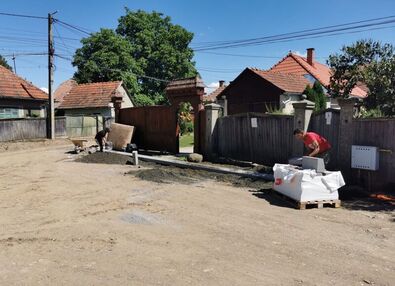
[{"left": 107, "top": 123, "right": 135, "bottom": 151}]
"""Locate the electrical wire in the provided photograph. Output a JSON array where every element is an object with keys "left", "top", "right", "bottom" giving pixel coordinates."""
[
  {"left": 0, "top": 12, "right": 47, "bottom": 20},
  {"left": 53, "top": 24, "right": 76, "bottom": 58},
  {"left": 192, "top": 16, "right": 395, "bottom": 51},
  {"left": 53, "top": 19, "right": 91, "bottom": 36}
]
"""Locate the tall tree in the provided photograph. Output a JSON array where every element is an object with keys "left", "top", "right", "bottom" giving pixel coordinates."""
[
  {"left": 328, "top": 39, "right": 395, "bottom": 115},
  {"left": 72, "top": 29, "right": 141, "bottom": 95},
  {"left": 303, "top": 81, "right": 326, "bottom": 111},
  {"left": 0, "top": 55, "right": 12, "bottom": 71},
  {"left": 116, "top": 9, "right": 197, "bottom": 104},
  {"left": 72, "top": 9, "right": 197, "bottom": 106}
]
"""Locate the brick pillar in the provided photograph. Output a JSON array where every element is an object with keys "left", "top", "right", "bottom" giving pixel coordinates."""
[
  {"left": 338, "top": 98, "right": 355, "bottom": 181},
  {"left": 203, "top": 103, "right": 221, "bottom": 159},
  {"left": 292, "top": 101, "right": 315, "bottom": 157}
]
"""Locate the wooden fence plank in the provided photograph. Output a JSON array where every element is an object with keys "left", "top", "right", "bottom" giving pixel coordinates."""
[{"left": 216, "top": 113, "right": 294, "bottom": 165}]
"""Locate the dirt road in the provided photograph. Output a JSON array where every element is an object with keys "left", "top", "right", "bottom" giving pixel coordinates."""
[{"left": 0, "top": 144, "right": 394, "bottom": 285}]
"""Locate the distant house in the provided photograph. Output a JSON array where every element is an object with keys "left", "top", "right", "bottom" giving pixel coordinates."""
[
  {"left": 54, "top": 79, "right": 77, "bottom": 109},
  {"left": 204, "top": 80, "right": 227, "bottom": 103},
  {"left": 0, "top": 65, "right": 48, "bottom": 119},
  {"left": 216, "top": 68, "right": 311, "bottom": 115},
  {"left": 56, "top": 81, "right": 134, "bottom": 117},
  {"left": 270, "top": 48, "right": 367, "bottom": 103},
  {"left": 217, "top": 48, "right": 368, "bottom": 115}
]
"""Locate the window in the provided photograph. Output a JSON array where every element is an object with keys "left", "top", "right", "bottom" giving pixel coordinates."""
[
  {"left": 303, "top": 74, "right": 316, "bottom": 84},
  {"left": 0, "top": 108, "right": 20, "bottom": 119}
]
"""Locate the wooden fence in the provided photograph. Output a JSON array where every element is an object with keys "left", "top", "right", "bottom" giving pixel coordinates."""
[
  {"left": 118, "top": 106, "right": 178, "bottom": 153},
  {"left": 0, "top": 116, "right": 112, "bottom": 142},
  {"left": 0, "top": 117, "right": 67, "bottom": 142},
  {"left": 308, "top": 109, "right": 340, "bottom": 169},
  {"left": 351, "top": 118, "right": 395, "bottom": 191},
  {"left": 215, "top": 113, "right": 294, "bottom": 165},
  {"left": 212, "top": 109, "right": 395, "bottom": 190}
]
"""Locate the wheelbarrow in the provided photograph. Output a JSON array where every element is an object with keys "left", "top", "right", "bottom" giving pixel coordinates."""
[{"left": 70, "top": 139, "right": 88, "bottom": 153}]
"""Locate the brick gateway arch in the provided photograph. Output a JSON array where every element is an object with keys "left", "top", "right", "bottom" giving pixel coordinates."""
[{"left": 114, "top": 77, "right": 205, "bottom": 154}]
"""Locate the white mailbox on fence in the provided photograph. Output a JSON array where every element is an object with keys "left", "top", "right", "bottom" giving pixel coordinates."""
[{"left": 351, "top": 145, "right": 379, "bottom": 171}]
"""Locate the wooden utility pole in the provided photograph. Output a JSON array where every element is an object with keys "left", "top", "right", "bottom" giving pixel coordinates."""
[
  {"left": 12, "top": 53, "right": 17, "bottom": 74},
  {"left": 47, "top": 12, "right": 56, "bottom": 139}
]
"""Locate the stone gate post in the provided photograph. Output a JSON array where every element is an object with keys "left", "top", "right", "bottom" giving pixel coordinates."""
[
  {"left": 292, "top": 101, "right": 315, "bottom": 157},
  {"left": 203, "top": 103, "right": 221, "bottom": 159},
  {"left": 338, "top": 98, "right": 355, "bottom": 181}
]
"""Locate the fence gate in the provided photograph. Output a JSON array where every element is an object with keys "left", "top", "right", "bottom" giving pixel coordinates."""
[
  {"left": 118, "top": 106, "right": 178, "bottom": 153},
  {"left": 115, "top": 77, "right": 205, "bottom": 154},
  {"left": 308, "top": 109, "right": 340, "bottom": 169}
]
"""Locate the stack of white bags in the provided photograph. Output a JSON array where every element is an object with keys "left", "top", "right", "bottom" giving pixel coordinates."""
[{"left": 273, "top": 164, "right": 345, "bottom": 202}]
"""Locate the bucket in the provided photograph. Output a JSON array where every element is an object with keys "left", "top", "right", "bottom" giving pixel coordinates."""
[{"left": 105, "top": 141, "right": 113, "bottom": 151}]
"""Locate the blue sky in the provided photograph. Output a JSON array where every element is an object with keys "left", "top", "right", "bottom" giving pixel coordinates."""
[{"left": 1, "top": 0, "right": 394, "bottom": 93}]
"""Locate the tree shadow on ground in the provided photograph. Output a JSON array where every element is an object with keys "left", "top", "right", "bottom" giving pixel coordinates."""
[
  {"left": 339, "top": 186, "right": 395, "bottom": 213},
  {"left": 250, "top": 187, "right": 395, "bottom": 214}
]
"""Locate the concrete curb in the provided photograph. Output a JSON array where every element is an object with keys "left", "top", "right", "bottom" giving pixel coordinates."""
[{"left": 108, "top": 150, "right": 274, "bottom": 181}]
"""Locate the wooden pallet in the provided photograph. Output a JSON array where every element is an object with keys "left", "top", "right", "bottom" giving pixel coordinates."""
[{"left": 272, "top": 190, "right": 341, "bottom": 210}]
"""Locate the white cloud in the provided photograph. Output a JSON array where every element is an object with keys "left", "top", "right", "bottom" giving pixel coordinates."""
[
  {"left": 205, "top": 82, "right": 220, "bottom": 94},
  {"left": 293, "top": 50, "right": 307, "bottom": 57},
  {"left": 40, "top": 87, "right": 48, "bottom": 94}
]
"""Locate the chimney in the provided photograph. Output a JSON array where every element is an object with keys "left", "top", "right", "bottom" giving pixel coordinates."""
[
  {"left": 307, "top": 48, "right": 315, "bottom": 66},
  {"left": 219, "top": 80, "right": 225, "bottom": 87}
]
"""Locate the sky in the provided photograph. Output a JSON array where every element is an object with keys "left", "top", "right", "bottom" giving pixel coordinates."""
[{"left": 0, "top": 0, "right": 394, "bottom": 93}]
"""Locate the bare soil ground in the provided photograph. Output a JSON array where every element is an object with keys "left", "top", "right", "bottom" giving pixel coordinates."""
[{"left": 0, "top": 143, "right": 394, "bottom": 286}]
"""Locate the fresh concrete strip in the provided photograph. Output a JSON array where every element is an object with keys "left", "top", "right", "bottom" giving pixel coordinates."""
[{"left": 107, "top": 150, "right": 274, "bottom": 181}]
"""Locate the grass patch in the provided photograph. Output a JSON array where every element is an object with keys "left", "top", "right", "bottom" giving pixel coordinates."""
[{"left": 179, "top": 133, "right": 194, "bottom": 148}]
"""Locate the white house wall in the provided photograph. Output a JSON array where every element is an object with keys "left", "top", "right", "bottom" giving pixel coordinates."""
[
  {"left": 280, "top": 94, "right": 302, "bottom": 114},
  {"left": 116, "top": 86, "right": 134, "bottom": 109}
]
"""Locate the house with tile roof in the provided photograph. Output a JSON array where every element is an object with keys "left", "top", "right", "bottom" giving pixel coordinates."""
[
  {"left": 56, "top": 81, "right": 134, "bottom": 117},
  {"left": 216, "top": 67, "right": 311, "bottom": 115},
  {"left": 204, "top": 80, "right": 227, "bottom": 103},
  {"left": 216, "top": 48, "right": 368, "bottom": 115},
  {"left": 0, "top": 65, "right": 48, "bottom": 119},
  {"left": 54, "top": 79, "right": 77, "bottom": 109},
  {"left": 270, "top": 48, "right": 367, "bottom": 99}
]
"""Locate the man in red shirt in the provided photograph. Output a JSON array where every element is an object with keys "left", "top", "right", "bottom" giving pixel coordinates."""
[{"left": 293, "top": 128, "right": 331, "bottom": 162}]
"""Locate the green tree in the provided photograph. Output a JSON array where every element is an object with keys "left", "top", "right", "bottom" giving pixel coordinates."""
[
  {"left": 72, "top": 29, "right": 141, "bottom": 95},
  {"left": 72, "top": 9, "right": 197, "bottom": 106},
  {"left": 303, "top": 81, "right": 326, "bottom": 111},
  {"left": 116, "top": 9, "right": 197, "bottom": 104},
  {"left": 328, "top": 39, "right": 395, "bottom": 115},
  {"left": 0, "top": 55, "right": 12, "bottom": 71}
]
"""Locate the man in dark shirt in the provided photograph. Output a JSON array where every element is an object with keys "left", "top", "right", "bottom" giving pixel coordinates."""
[{"left": 95, "top": 127, "right": 110, "bottom": 152}]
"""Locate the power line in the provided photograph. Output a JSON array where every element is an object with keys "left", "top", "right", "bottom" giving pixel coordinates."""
[
  {"left": 53, "top": 24, "right": 75, "bottom": 58},
  {"left": 192, "top": 15, "right": 395, "bottom": 47},
  {"left": 0, "top": 11, "right": 47, "bottom": 20},
  {"left": 54, "top": 54, "right": 170, "bottom": 82},
  {"left": 54, "top": 19, "right": 91, "bottom": 36},
  {"left": 1, "top": 52, "right": 48, "bottom": 57},
  {"left": 196, "top": 51, "right": 283, "bottom": 58},
  {"left": 192, "top": 15, "right": 395, "bottom": 51}
]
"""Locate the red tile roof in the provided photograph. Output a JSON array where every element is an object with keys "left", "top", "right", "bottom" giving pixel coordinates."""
[
  {"left": 54, "top": 79, "right": 77, "bottom": 107},
  {"left": 270, "top": 53, "right": 367, "bottom": 98},
  {"left": 58, "top": 81, "right": 123, "bottom": 109},
  {"left": 205, "top": 84, "right": 227, "bottom": 102},
  {"left": 0, "top": 65, "right": 48, "bottom": 101},
  {"left": 250, "top": 68, "right": 311, "bottom": 93}
]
